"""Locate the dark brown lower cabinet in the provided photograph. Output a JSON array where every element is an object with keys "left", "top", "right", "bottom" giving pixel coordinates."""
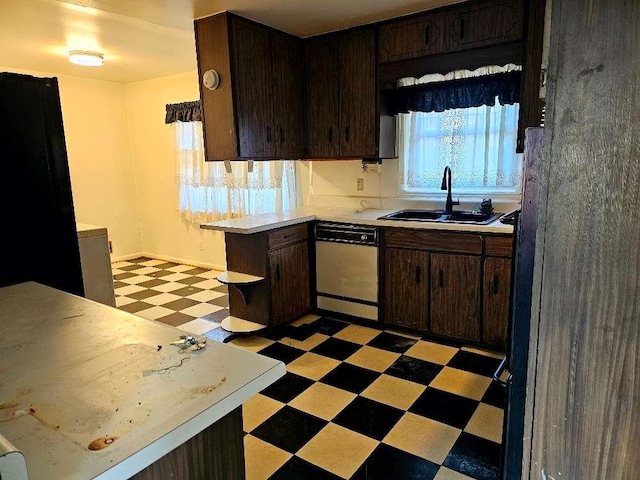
[
  {"left": 383, "top": 248, "right": 429, "bottom": 330},
  {"left": 381, "top": 228, "right": 511, "bottom": 347},
  {"left": 269, "top": 241, "right": 311, "bottom": 326},
  {"left": 483, "top": 256, "right": 511, "bottom": 348},
  {"left": 430, "top": 253, "right": 481, "bottom": 342}
]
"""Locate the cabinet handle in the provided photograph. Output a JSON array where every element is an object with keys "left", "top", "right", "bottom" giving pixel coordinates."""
[
  {"left": 424, "top": 25, "right": 430, "bottom": 45},
  {"left": 266, "top": 126, "right": 272, "bottom": 144},
  {"left": 415, "top": 265, "right": 421, "bottom": 284},
  {"left": 438, "top": 269, "right": 444, "bottom": 288},
  {"left": 493, "top": 274, "right": 499, "bottom": 295},
  {"left": 280, "top": 127, "right": 284, "bottom": 143},
  {"left": 283, "top": 233, "right": 295, "bottom": 240},
  {"left": 345, "top": 126, "right": 350, "bottom": 143},
  {"left": 328, "top": 126, "right": 333, "bottom": 144},
  {"left": 276, "top": 264, "right": 281, "bottom": 282},
  {"left": 459, "top": 18, "right": 465, "bottom": 40}
]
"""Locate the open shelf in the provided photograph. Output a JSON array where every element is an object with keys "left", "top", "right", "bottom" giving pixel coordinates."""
[
  {"left": 217, "top": 271, "right": 265, "bottom": 285},
  {"left": 221, "top": 316, "right": 267, "bottom": 334}
]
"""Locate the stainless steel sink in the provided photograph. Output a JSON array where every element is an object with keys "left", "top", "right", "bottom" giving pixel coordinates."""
[
  {"left": 379, "top": 209, "right": 448, "bottom": 221},
  {"left": 378, "top": 209, "right": 501, "bottom": 225}
]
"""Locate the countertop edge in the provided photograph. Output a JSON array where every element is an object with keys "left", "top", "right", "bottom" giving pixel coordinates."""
[
  {"left": 200, "top": 211, "right": 513, "bottom": 235},
  {"left": 95, "top": 360, "right": 286, "bottom": 480},
  {"left": 200, "top": 215, "right": 317, "bottom": 234}
]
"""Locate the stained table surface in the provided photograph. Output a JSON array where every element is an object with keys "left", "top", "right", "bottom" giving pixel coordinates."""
[{"left": 0, "top": 282, "right": 285, "bottom": 479}]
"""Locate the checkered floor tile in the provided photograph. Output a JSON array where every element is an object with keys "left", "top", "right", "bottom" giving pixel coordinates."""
[{"left": 113, "top": 257, "right": 505, "bottom": 480}]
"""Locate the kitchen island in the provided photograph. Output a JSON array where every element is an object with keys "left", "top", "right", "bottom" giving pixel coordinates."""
[{"left": 0, "top": 282, "right": 285, "bottom": 480}]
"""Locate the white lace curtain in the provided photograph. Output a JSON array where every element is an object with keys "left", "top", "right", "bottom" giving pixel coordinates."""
[
  {"left": 174, "top": 121, "right": 298, "bottom": 222},
  {"left": 399, "top": 65, "right": 523, "bottom": 195}
]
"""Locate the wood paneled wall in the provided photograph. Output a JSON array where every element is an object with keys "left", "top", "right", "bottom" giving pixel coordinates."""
[{"left": 524, "top": 1, "right": 640, "bottom": 478}]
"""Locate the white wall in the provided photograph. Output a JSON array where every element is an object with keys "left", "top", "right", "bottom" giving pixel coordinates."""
[
  {"left": 0, "top": 66, "right": 143, "bottom": 257},
  {"left": 124, "top": 72, "right": 227, "bottom": 269},
  {"left": 300, "top": 158, "right": 521, "bottom": 213}
]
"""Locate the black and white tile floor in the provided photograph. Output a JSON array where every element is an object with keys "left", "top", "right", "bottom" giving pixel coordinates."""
[{"left": 113, "top": 257, "right": 505, "bottom": 480}]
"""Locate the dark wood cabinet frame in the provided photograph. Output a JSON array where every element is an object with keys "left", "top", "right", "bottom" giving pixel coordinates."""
[{"left": 380, "top": 227, "right": 513, "bottom": 348}]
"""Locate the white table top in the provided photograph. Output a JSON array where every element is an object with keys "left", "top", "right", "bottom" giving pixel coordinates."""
[
  {"left": 200, "top": 206, "right": 514, "bottom": 235},
  {"left": 0, "top": 283, "right": 285, "bottom": 480}
]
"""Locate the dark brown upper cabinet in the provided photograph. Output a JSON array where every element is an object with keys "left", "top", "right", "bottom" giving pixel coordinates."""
[
  {"left": 304, "top": 35, "right": 341, "bottom": 158},
  {"left": 305, "top": 28, "right": 396, "bottom": 159},
  {"left": 379, "top": 11, "right": 447, "bottom": 63},
  {"left": 195, "top": 13, "right": 304, "bottom": 161},
  {"left": 339, "top": 29, "right": 378, "bottom": 158},
  {"left": 446, "top": 0, "right": 524, "bottom": 52}
]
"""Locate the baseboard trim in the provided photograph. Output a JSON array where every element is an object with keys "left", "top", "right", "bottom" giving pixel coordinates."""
[
  {"left": 111, "top": 252, "right": 226, "bottom": 271},
  {"left": 111, "top": 252, "right": 146, "bottom": 263}
]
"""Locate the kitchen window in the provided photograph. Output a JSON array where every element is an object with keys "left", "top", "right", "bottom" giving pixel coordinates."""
[
  {"left": 399, "top": 102, "right": 523, "bottom": 196},
  {"left": 173, "top": 119, "right": 298, "bottom": 222},
  {"left": 389, "top": 66, "right": 524, "bottom": 197}
]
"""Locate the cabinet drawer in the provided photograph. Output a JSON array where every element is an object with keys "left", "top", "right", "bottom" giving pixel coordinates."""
[
  {"left": 268, "top": 223, "right": 308, "bottom": 250},
  {"left": 384, "top": 228, "right": 483, "bottom": 254},
  {"left": 485, "top": 236, "right": 513, "bottom": 257}
]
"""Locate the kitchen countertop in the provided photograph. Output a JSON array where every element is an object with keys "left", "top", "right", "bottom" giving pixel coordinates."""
[
  {"left": 200, "top": 206, "right": 514, "bottom": 235},
  {"left": 0, "top": 282, "right": 285, "bottom": 480}
]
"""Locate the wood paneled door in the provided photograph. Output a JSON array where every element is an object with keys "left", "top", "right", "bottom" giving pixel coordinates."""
[
  {"left": 338, "top": 27, "right": 377, "bottom": 158},
  {"left": 230, "top": 17, "right": 276, "bottom": 158},
  {"left": 271, "top": 30, "right": 305, "bottom": 159},
  {"left": 483, "top": 257, "right": 511, "bottom": 348},
  {"left": 445, "top": 0, "right": 524, "bottom": 52},
  {"left": 430, "top": 253, "right": 481, "bottom": 341},
  {"left": 305, "top": 35, "right": 341, "bottom": 158},
  {"left": 269, "top": 241, "right": 311, "bottom": 326},
  {"left": 379, "top": 11, "right": 447, "bottom": 63},
  {"left": 383, "top": 248, "right": 429, "bottom": 330}
]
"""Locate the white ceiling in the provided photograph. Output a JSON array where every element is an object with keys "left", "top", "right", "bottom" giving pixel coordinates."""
[{"left": 0, "top": 0, "right": 461, "bottom": 83}]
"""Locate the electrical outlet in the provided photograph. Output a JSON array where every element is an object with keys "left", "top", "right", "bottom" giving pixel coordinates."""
[
  {"left": 108, "top": 240, "right": 113, "bottom": 254},
  {"left": 362, "top": 162, "right": 381, "bottom": 173},
  {"left": 356, "top": 178, "right": 364, "bottom": 191}
]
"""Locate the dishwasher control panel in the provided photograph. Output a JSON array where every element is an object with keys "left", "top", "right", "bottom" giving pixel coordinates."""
[{"left": 315, "top": 222, "right": 377, "bottom": 246}]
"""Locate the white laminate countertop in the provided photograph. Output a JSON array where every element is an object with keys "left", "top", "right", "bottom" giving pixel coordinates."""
[
  {"left": 76, "top": 222, "right": 107, "bottom": 238},
  {"left": 200, "top": 206, "right": 514, "bottom": 235},
  {"left": 0, "top": 282, "right": 285, "bottom": 480}
]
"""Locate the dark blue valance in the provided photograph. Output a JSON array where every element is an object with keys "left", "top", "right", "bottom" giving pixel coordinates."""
[
  {"left": 384, "top": 71, "right": 521, "bottom": 115},
  {"left": 165, "top": 101, "right": 202, "bottom": 124}
]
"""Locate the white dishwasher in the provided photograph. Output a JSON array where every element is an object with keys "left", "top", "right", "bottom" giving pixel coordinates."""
[{"left": 315, "top": 222, "right": 378, "bottom": 321}]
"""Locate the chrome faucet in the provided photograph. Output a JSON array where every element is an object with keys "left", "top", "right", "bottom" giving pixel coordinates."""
[{"left": 441, "top": 166, "right": 460, "bottom": 214}]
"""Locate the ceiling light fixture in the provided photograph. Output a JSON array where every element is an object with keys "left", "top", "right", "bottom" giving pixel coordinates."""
[{"left": 68, "top": 50, "right": 104, "bottom": 67}]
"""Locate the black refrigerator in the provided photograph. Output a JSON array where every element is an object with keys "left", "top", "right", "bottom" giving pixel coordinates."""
[
  {"left": 498, "top": 127, "right": 544, "bottom": 478},
  {"left": 0, "top": 72, "right": 83, "bottom": 296}
]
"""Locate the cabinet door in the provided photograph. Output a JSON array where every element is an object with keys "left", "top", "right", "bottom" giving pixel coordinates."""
[
  {"left": 383, "top": 248, "right": 429, "bottom": 330},
  {"left": 338, "top": 28, "right": 377, "bottom": 158},
  {"left": 305, "top": 35, "right": 341, "bottom": 158},
  {"left": 430, "top": 253, "right": 481, "bottom": 341},
  {"left": 379, "top": 12, "right": 446, "bottom": 63},
  {"left": 272, "top": 31, "right": 305, "bottom": 159},
  {"left": 446, "top": 0, "right": 524, "bottom": 52},
  {"left": 269, "top": 242, "right": 311, "bottom": 325},
  {"left": 483, "top": 257, "right": 511, "bottom": 348},
  {"left": 231, "top": 18, "right": 276, "bottom": 158}
]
